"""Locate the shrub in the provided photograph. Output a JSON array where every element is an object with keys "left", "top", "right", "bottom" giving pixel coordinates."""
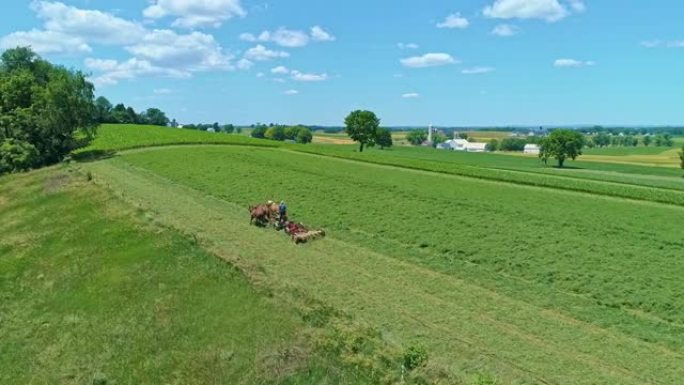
[
  {"left": 402, "top": 345, "right": 428, "bottom": 371},
  {"left": 0, "top": 138, "right": 39, "bottom": 173},
  {"left": 486, "top": 139, "right": 499, "bottom": 152},
  {"left": 296, "top": 127, "right": 313, "bottom": 144}
]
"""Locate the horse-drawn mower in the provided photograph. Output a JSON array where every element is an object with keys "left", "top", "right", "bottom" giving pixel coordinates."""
[{"left": 248, "top": 202, "right": 326, "bottom": 244}]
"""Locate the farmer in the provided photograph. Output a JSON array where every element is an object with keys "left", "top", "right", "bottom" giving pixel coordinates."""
[{"left": 278, "top": 201, "right": 288, "bottom": 223}]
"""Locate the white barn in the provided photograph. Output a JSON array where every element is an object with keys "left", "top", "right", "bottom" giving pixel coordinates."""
[
  {"left": 443, "top": 139, "right": 469, "bottom": 151},
  {"left": 466, "top": 142, "right": 487, "bottom": 152},
  {"left": 524, "top": 144, "right": 540, "bottom": 154}
]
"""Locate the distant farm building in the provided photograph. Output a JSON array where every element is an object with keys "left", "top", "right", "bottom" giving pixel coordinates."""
[
  {"left": 524, "top": 144, "right": 540, "bottom": 154},
  {"left": 436, "top": 142, "right": 452, "bottom": 150},
  {"left": 206, "top": 127, "right": 216, "bottom": 133},
  {"left": 443, "top": 139, "right": 469, "bottom": 151},
  {"left": 466, "top": 142, "right": 487, "bottom": 152}
]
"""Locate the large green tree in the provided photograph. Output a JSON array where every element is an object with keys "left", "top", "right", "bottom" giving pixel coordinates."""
[
  {"left": 344, "top": 110, "right": 380, "bottom": 152},
  {"left": 0, "top": 47, "right": 96, "bottom": 171},
  {"left": 539, "top": 129, "right": 585, "bottom": 168}
]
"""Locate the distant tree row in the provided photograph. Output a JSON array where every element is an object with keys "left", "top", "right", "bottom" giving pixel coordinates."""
[
  {"left": 250, "top": 124, "right": 313, "bottom": 144},
  {"left": 182, "top": 122, "right": 241, "bottom": 134},
  {"left": 0, "top": 47, "right": 96, "bottom": 174},
  {"left": 578, "top": 125, "right": 684, "bottom": 136},
  {"left": 94, "top": 96, "right": 169, "bottom": 126},
  {"left": 587, "top": 132, "right": 674, "bottom": 148}
]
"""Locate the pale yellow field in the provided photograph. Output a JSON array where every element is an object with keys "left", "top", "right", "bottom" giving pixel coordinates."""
[{"left": 513, "top": 148, "right": 681, "bottom": 168}]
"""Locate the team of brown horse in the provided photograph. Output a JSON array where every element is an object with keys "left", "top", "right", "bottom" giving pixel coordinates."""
[
  {"left": 248, "top": 201, "right": 325, "bottom": 244},
  {"left": 248, "top": 202, "right": 279, "bottom": 226}
]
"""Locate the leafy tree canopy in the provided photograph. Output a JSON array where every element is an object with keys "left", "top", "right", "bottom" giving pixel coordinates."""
[
  {"left": 539, "top": 129, "right": 585, "bottom": 168},
  {"left": 344, "top": 110, "right": 380, "bottom": 152},
  {"left": 0, "top": 47, "right": 96, "bottom": 172}
]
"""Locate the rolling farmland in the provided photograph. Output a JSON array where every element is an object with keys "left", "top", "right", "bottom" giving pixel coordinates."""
[
  {"left": 4, "top": 124, "right": 684, "bottom": 384},
  {"left": 60, "top": 124, "right": 684, "bottom": 384}
]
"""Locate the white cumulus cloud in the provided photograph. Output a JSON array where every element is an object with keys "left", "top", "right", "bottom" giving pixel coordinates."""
[
  {"left": 462, "top": 66, "right": 495, "bottom": 74},
  {"left": 483, "top": 0, "right": 572, "bottom": 22},
  {"left": 553, "top": 58, "right": 594, "bottom": 67},
  {"left": 400, "top": 53, "right": 458, "bottom": 68},
  {"left": 271, "top": 65, "right": 290, "bottom": 74},
  {"left": 291, "top": 70, "right": 328, "bottom": 82},
  {"left": 240, "top": 26, "right": 336, "bottom": 47},
  {"left": 491, "top": 24, "right": 519, "bottom": 37},
  {"left": 244, "top": 44, "right": 289, "bottom": 61},
  {"left": 402, "top": 93, "right": 420, "bottom": 98},
  {"left": 126, "top": 30, "right": 233, "bottom": 70},
  {"left": 0, "top": 29, "right": 91, "bottom": 53},
  {"left": 310, "top": 26, "right": 335, "bottom": 42},
  {"left": 84, "top": 57, "right": 189, "bottom": 86},
  {"left": 437, "top": 13, "right": 470, "bottom": 29},
  {"left": 283, "top": 89, "right": 299, "bottom": 95},
  {"left": 143, "top": 0, "right": 246, "bottom": 28}
]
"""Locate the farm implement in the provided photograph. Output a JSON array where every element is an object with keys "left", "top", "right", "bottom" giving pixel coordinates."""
[{"left": 248, "top": 202, "right": 326, "bottom": 244}]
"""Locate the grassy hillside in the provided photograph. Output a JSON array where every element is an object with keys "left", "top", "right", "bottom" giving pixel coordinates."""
[
  {"left": 0, "top": 168, "right": 417, "bottom": 385},
  {"left": 81, "top": 124, "right": 276, "bottom": 152},
  {"left": 76, "top": 143, "right": 684, "bottom": 384}
]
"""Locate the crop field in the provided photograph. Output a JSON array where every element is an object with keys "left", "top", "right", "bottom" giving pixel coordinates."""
[
  {"left": 294, "top": 145, "right": 684, "bottom": 205},
  {"left": 72, "top": 132, "right": 684, "bottom": 384}
]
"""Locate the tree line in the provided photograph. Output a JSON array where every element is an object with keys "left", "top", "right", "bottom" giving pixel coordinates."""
[
  {"left": 94, "top": 96, "right": 169, "bottom": 126},
  {"left": 250, "top": 124, "right": 314, "bottom": 144},
  {"left": 587, "top": 132, "right": 674, "bottom": 148},
  {"left": 182, "top": 122, "right": 242, "bottom": 134}
]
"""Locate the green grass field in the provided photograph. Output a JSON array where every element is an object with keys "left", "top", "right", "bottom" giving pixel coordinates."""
[
  {"left": 4, "top": 124, "right": 684, "bottom": 384},
  {"left": 0, "top": 167, "right": 426, "bottom": 385}
]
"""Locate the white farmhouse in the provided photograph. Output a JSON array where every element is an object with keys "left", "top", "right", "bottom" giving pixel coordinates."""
[
  {"left": 524, "top": 144, "right": 540, "bottom": 154},
  {"left": 466, "top": 142, "right": 487, "bottom": 152}
]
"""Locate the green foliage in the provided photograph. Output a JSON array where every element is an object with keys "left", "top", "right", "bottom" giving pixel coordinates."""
[
  {"left": 296, "top": 127, "right": 313, "bottom": 144},
  {"left": 643, "top": 135, "right": 652, "bottom": 146},
  {"left": 250, "top": 124, "right": 268, "bottom": 138},
  {"left": 679, "top": 146, "right": 684, "bottom": 169},
  {"left": 375, "top": 127, "right": 393, "bottom": 149},
  {"left": 539, "top": 129, "right": 585, "bottom": 167},
  {"left": 223, "top": 124, "right": 235, "bottom": 134},
  {"left": 457, "top": 132, "right": 469, "bottom": 140},
  {"left": 431, "top": 132, "right": 446, "bottom": 147},
  {"left": 402, "top": 346, "right": 428, "bottom": 371},
  {"left": 0, "top": 138, "right": 38, "bottom": 172},
  {"left": 499, "top": 138, "right": 527, "bottom": 152},
  {"left": 0, "top": 47, "right": 96, "bottom": 171},
  {"left": 406, "top": 130, "right": 428, "bottom": 146},
  {"left": 142, "top": 108, "right": 169, "bottom": 126},
  {"left": 265, "top": 126, "right": 286, "bottom": 141},
  {"left": 593, "top": 132, "right": 611, "bottom": 147},
  {"left": 344, "top": 110, "right": 380, "bottom": 152},
  {"left": 486, "top": 139, "right": 499, "bottom": 152}
]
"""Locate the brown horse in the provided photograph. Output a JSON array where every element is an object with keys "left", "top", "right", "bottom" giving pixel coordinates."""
[{"left": 249, "top": 202, "right": 280, "bottom": 226}]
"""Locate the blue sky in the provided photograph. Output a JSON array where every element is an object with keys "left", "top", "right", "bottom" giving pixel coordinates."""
[{"left": 2, "top": 0, "right": 684, "bottom": 126}]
